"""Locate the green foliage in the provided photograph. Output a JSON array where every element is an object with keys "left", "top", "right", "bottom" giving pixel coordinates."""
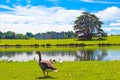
[
  {"left": 0, "top": 31, "right": 27, "bottom": 39},
  {"left": 74, "top": 12, "right": 107, "bottom": 40},
  {"left": 0, "top": 61, "right": 120, "bottom": 80},
  {"left": 25, "top": 32, "right": 34, "bottom": 39},
  {"left": 4, "top": 31, "right": 16, "bottom": 39},
  {"left": 0, "top": 31, "right": 74, "bottom": 39}
]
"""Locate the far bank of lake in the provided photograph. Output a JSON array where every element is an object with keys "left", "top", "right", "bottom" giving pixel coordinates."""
[{"left": 0, "top": 36, "right": 120, "bottom": 47}]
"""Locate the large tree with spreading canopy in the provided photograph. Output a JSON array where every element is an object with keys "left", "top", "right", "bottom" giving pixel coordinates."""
[{"left": 73, "top": 12, "right": 107, "bottom": 40}]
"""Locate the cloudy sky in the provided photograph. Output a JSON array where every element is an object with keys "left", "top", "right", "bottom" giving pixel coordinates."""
[{"left": 0, "top": 0, "right": 120, "bottom": 34}]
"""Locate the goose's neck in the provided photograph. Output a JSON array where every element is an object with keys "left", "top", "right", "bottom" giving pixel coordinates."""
[{"left": 38, "top": 53, "right": 41, "bottom": 61}]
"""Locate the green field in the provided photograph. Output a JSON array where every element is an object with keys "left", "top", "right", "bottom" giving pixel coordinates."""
[
  {"left": 0, "top": 45, "right": 120, "bottom": 53},
  {"left": 0, "top": 36, "right": 120, "bottom": 46},
  {"left": 0, "top": 61, "right": 120, "bottom": 80}
]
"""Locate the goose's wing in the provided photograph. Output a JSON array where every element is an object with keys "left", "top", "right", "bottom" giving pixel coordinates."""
[{"left": 39, "top": 61, "right": 56, "bottom": 71}]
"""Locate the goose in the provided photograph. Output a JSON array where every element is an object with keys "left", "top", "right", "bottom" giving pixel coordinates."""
[{"left": 35, "top": 51, "right": 57, "bottom": 77}]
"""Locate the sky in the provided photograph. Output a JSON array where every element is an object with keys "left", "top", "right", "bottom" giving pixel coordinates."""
[{"left": 0, "top": 0, "right": 120, "bottom": 34}]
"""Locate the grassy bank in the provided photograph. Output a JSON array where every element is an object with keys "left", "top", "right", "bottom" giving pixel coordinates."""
[
  {"left": 0, "top": 61, "right": 120, "bottom": 80},
  {"left": 0, "top": 36, "right": 120, "bottom": 47},
  {"left": 0, "top": 46, "right": 120, "bottom": 52}
]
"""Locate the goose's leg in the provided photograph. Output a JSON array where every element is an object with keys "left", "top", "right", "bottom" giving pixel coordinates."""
[
  {"left": 43, "top": 71, "right": 45, "bottom": 77},
  {"left": 46, "top": 71, "right": 48, "bottom": 77}
]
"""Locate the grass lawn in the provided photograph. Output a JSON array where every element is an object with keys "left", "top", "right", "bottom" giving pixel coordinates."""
[
  {"left": 0, "top": 36, "right": 120, "bottom": 46},
  {"left": 0, "top": 61, "right": 120, "bottom": 80}
]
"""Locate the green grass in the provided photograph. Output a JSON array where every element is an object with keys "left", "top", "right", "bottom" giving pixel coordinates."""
[
  {"left": 0, "top": 36, "right": 120, "bottom": 46},
  {"left": 0, "top": 45, "right": 120, "bottom": 52},
  {"left": 0, "top": 61, "right": 120, "bottom": 80}
]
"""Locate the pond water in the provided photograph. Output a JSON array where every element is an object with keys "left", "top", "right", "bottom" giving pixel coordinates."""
[{"left": 0, "top": 47, "right": 120, "bottom": 62}]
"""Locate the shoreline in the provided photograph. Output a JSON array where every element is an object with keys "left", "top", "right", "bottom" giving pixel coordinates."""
[
  {"left": 0, "top": 36, "right": 120, "bottom": 47},
  {"left": 0, "top": 43, "right": 120, "bottom": 48}
]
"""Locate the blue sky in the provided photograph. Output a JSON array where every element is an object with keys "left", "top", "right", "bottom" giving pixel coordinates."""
[{"left": 0, "top": 0, "right": 120, "bottom": 34}]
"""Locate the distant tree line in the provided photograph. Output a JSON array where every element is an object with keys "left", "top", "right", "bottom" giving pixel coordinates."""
[
  {"left": 0, "top": 31, "right": 74, "bottom": 39},
  {"left": 35, "top": 31, "right": 74, "bottom": 39}
]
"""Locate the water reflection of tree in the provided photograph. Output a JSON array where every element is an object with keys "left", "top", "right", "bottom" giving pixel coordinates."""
[
  {"left": 74, "top": 49, "right": 107, "bottom": 61},
  {"left": 0, "top": 52, "right": 16, "bottom": 57},
  {"left": 26, "top": 52, "right": 33, "bottom": 55},
  {"left": 0, "top": 49, "right": 108, "bottom": 61},
  {"left": 42, "top": 51, "right": 75, "bottom": 57},
  {"left": 75, "top": 50, "right": 94, "bottom": 61},
  {"left": 95, "top": 49, "right": 107, "bottom": 60}
]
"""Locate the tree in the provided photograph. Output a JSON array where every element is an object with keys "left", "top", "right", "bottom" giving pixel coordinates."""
[
  {"left": 25, "top": 32, "right": 34, "bottom": 39},
  {"left": 73, "top": 12, "right": 107, "bottom": 40},
  {"left": 4, "top": 31, "right": 16, "bottom": 39},
  {"left": 16, "top": 33, "right": 25, "bottom": 39},
  {"left": 0, "top": 31, "right": 3, "bottom": 39}
]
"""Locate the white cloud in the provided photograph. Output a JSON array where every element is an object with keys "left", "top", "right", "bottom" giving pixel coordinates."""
[
  {"left": 0, "top": 5, "right": 13, "bottom": 10},
  {"left": 0, "top": 5, "right": 83, "bottom": 34},
  {"left": 0, "top": 5, "right": 120, "bottom": 34},
  {"left": 103, "top": 27, "right": 120, "bottom": 32},
  {"left": 110, "top": 23, "right": 120, "bottom": 27},
  {"left": 95, "top": 6, "right": 120, "bottom": 22},
  {"left": 94, "top": 6, "right": 120, "bottom": 34},
  {"left": 109, "top": 20, "right": 120, "bottom": 27},
  {"left": 81, "top": 0, "right": 120, "bottom": 4}
]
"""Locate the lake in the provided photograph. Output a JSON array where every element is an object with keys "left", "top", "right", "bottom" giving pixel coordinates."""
[{"left": 0, "top": 46, "right": 120, "bottom": 62}]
